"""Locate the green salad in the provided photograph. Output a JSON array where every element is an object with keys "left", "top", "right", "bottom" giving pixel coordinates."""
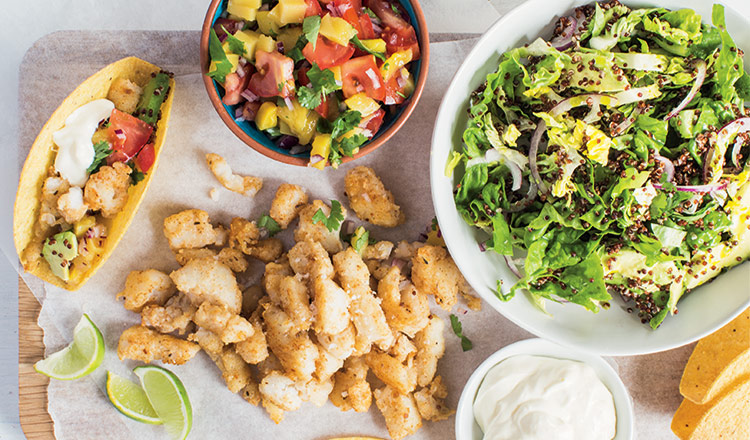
[{"left": 449, "top": 1, "right": 750, "bottom": 328}]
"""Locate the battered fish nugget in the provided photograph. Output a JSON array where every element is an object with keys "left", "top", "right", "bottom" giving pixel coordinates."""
[
  {"left": 330, "top": 356, "right": 372, "bottom": 413},
  {"left": 377, "top": 267, "right": 430, "bottom": 338},
  {"left": 117, "top": 325, "right": 200, "bottom": 365},
  {"left": 107, "top": 77, "right": 142, "bottom": 114},
  {"left": 216, "top": 348, "right": 254, "bottom": 393},
  {"left": 312, "top": 277, "right": 350, "bottom": 335},
  {"left": 56, "top": 187, "right": 88, "bottom": 224},
  {"left": 271, "top": 275, "right": 313, "bottom": 333},
  {"left": 83, "top": 162, "right": 132, "bottom": 218},
  {"left": 315, "top": 345, "right": 346, "bottom": 382},
  {"left": 173, "top": 247, "right": 217, "bottom": 266},
  {"left": 193, "top": 302, "right": 255, "bottom": 344},
  {"left": 362, "top": 241, "right": 394, "bottom": 261},
  {"left": 188, "top": 327, "right": 224, "bottom": 360},
  {"left": 263, "top": 302, "right": 319, "bottom": 382},
  {"left": 141, "top": 293, "right": 196, "bottom": 335},
  {"left": 235, "top": 309, "right": 269, "bottom": 364},
  {"left": 163, "top": 209, "right": 221, "bottom": 250},
  {"left": 413, "top": 315, "right": 445, "bottom": 387},
  {"left": 316, "top": 323, "right": 356, "bottom": 360},
  {"left": 228, "top": 217, "right": 261, "bottom": 254},
  {"left": 170, "top": 257, "right": 242, "bottom": 314},
  {"left": 217, "top": 247, "right": 249, "bottom": 272},
  {"left": 414, "top": 376, "right": 454, "bottom": 421},
  {"left": 259, "top": 370, "right": 303, "bottom": 412},
  {"left": 411, "top": 245, "right": 464, "bottom": 311},
  {"left": 263, "top": 259, "right": 294, "bottom": 299},
  {"left": 344, "top": 166, "right": 404, "bottom": 227},
  {"left": 117, "top": 269, "right": 175, "bottom": 313},
  {"left": 365, "top": 347, "right": 417, "bottom": 395},
  {"left": 296, "top": 377, "right": 334, "bottom": 407},
  {"left": 288, "top": 240, "right": 334, "bottom": 281},
  {"left": 205, "top": 153, "right": 263, "bottom": 197},
  {"left": 241, "top": 381, "right": 261, "bottom": 406},
  {"left": 270, "top": 183, "right": 308, "bottom": 229},
  {"left": 373, "top": 385, "right": 422, "bottom": 440},
  {"left": 244, "top": 238, "right": 284, "bottom": 263},
  {"left": 295, "top": 200, "right": 346, "bottom": 254}
]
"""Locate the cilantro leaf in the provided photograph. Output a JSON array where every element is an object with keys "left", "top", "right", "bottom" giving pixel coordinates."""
[
  {"left": 297, "top": 64, "right": 341, "bottom": 109},
  {"left": 391, "top": 3, "right": 400, "bottom": 15},
  {"left": 258, "top": 214, "right": 282, "bottom": 237},
  {"left": 87, "top": 141, "right": 112, "bottom": 174},
  {"left": 303, "top": 15, "right": 321, "bottom": 50},
  {"left": 330, "top": 111, "right": 362, "bottom": 139},
  {"left": 128, "top": 161, "right": 145, "bottom": 185},
  {"left": 312, "top": 200, "right": 345, "bottom": 232},
  {"left": 223, "top": 26, "right": 247, "bottom": 56},
  {"left": 396, "top": 91, "right": 407, "bottom": 99},
  {"left": 288, "top": 35, "right": 308, "bottom": 63},
  {"left": 337, "top": 133, "right": 368, "bottom": 157},
  {"left": 351, "top": 36, "right": 386, "bottom": 61},
  {"left": 449, "top": 314, "right": 473, "bottom": 352},
  {"left": 207, "top": 28, "right": 233, "bottom": 83},
  {"left": 363, "top": 7, "right": 378, "bottom": 20}
]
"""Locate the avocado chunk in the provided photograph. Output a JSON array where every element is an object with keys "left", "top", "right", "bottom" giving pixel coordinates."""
[
  {"left": 42, "top": 231, "right": 78, "bottom": 281},
  {"left": 134, "top": 72, "right": 171, "bottom": 126}
]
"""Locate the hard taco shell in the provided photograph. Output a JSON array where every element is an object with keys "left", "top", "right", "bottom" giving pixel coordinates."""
[{"left": 14, "top": 56, "right": 175, "bottom": 291}]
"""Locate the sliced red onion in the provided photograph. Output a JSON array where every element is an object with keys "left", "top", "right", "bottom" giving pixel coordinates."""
[
  {"left": 665, "top": 60, "right": 707, "bottom": 121},
  {"left": 506, "top": 159, "right": 523, "bottom": 191},
  {"left": 550, "top": 16, "right": 577, "bottom": 51},
  {"left": 654, "top": 154, "right": 675, "bottom": 183},
  {"left": 731, "top": 137, "right": 745, "bottom": 168},
  {"left": 326, "top": 3, "right": 341, "bottom": 17},
  {"left": 583, "top": 98, "right": 603, "bottom": 124},
  {"left": 611, "top": 106, "right": 643, "bottom": 137},
  {"left": 654, "top": 182, "right": 728, "bottom": 193},
  {"left": 238, "top": 57, "right": 247, "bottom": 66},
  {"left": 529, "top": 121, "right": 548, "bottom": 194},
  {"left": 289, "top": 144, "right": 309, "bottom": 155},
  {"left": 724, "top": 118, "right": 750, "bottom": 167},
  {"left": 709, "top": 117, "right": 750, "bottom": 180},
  {"left": 613, "top": 85, "right": 660, "bottom": 106},
  {"left": 284, "top": 96, "right": 294, "bottom": 111},
  {"left": 478, "top": 241, "right": 487, "bottom": 252},
  {"left": 342, "top": 220, "right": 355, "bottom": 236},
  {"left": 365, "top": 69, "right": 381, "bottom": 89},
  {"left": 234, "top": 107, "right": 244, "bottom": 119},
  {"left": 506, "top": 180, "right": 539, "bottom": 213},
  {"left": 277, "top": 135, "right": 299, "bottom": 149},
  {"left": 236, "top": 66, "right": 246, "bottom": 78},
  {"left": 504, "top": 255, "right": 522, "bottom": 278},
  {"left": 372, "top": 22, "right": 383, "bottom": 34},
  {"left": 550, "top": 94, "right": 617, "bottom": 117},
  {"left": 309, "top": 154, "right": 325, "bottom": 166},
  {"left": 240, "top": 89, "right": 258, "bottom": 102}
]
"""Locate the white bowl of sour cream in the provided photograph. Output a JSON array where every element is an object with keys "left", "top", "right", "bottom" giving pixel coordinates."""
[{"left": 456, "top": 338, "right": 634, "bottom": 440}]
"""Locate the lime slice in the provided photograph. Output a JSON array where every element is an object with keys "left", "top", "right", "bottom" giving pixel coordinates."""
[
  {"left": 34, "top": 314, "right": 104, "bottom": 380},
  {"left": 106, "top": 371, "right": 162, "bottom": 424},
  {"left": 134, "top": 365, "right": 192, "bottom": 440}
]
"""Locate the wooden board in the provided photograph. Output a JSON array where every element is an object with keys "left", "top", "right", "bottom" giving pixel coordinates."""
[{"left": 19, "top": 275, "right": 55, "bottom": 439}]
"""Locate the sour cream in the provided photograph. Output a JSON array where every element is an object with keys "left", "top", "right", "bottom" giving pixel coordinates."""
[
  {"left": 473, "top": 355, "right": 616, "bottom": 440},
  {"left": 53, "top": 99, "right": 114, "bottom": 186}
]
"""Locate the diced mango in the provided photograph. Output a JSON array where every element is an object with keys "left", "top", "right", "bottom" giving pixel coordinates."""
[
  {"left": 277, "top": 0, "right": 307, "bottom": 25},
  {"left": 257, "top": 34, "right": 277, "bottom": 54},
  {"left": 278, "top": 119, "right": 294, "bottom": 136},
  {"left": 227, "top": 0, "right": 259, "bottom": 22},
  {"left": 329, "top": 66, "right": 343, "bottom": 84},
  {"left": 232, "top": 0, "right": 261, "bottom": 7},
  {"left": 360, "top": 38, "right": 387, "bottom": 53},
  {"left": 255, "top": 102, "right": 279, "bottom": 131},
  {"left": 344, "top": 93, "right": 380, "bottom": 117},
  {"left": 73, "top": 216, "right": 96, "bottom": 238},
  {"left": 232, "top": 30, "right": 261, "bottom": 60},
  {"left": 277, "top": 27, "right": 303, "bottom": 56},
  {"left": 210, "top": 53, "right": 239, "bottom": 75},
  {"left": 400, "top": 68, "right": 415, "bottom": 97},
  {"left": 257, "top": 10, "right": 281, "bottom": 36},
  {"left": 310, "top": 134, "right": 332, "bottom": 169},
  {"left": 381, "top": 50, "right": 413, "bottom": 81},
  {"left": 319, "top": 15, "right": 358, "bottom": 47},
  {"left": 277, "top": 98, "right": 319, "bottom": 145}
]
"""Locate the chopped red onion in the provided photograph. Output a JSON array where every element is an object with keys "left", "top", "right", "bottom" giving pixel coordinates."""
[
  {"left": 234, "top": 107, "right": 244, "bottom": 119},
  {"left": 478, "top": 241, "right": 487, "bottom": 252},
  {"left": 504, "top": 255, "right": 522, "bottom": 278},
  {"left": 236, "top": 66, "right": 246, "bottom": 78},
  {"left": 529, "top": 121, "right": 548, "bottom": 194},
  {"left": 665, "top": 60, "right": 707, "bottom": 121},
  {"left": 550, "top": 15, "right": 577, "bottom": 50},
  {"left": 289, "top": 144, "right": 309, "bottom": 155},
  {"left": 506, "top": 159, "right": 523, "bottom": 191},
  {"left": 365, "top": 69, "right": 381, "bottom": 88},
  {"left": 114, "top": 128, "right": 124, "bottom": 135},
  {"left": 372, "top": 23, "right": 383, "bottom": 34},
  {"left": 276, "top": 41, "right": 285, "bottom": 54},
  {"left": 240, "top": 89, "right": 259, "bottom": 102},
  {"left": 284, "top": 96, "right": 294, "bottom": 111},
  {"left": 309, "top": 154, "right": 325, "bottom": 166},
  {"left": 326, "top": 3, "right": 341, "bottom": 17},
  {"left": 277, "top": 135, "right": 299, "bottom": 149},
  {"left": 654, "top": 154, "right": 675, "bottom": 183}
]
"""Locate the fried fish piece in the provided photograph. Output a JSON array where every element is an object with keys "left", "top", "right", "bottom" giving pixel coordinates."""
[
  {"left": 217, "top": 247, "right": 249, "bottom": 273},
  {"left": 414, "top": 376, "right": 454, "bottom": 421},
  {"left": 188, "top": 327, "right": 224, "bottom": 360},
  {"left": 411, "top": 245, "right": 464, "bottom": 311},
  {"left": 117, "top": 325, "right": 200, "bottom": 365},
  {"left": 244, "top": 238, "right": 284, "bottom": 263},
  {"left": 173, "top": 247, "right": 218, "bottom": 266},
  {"left": 228, "top": 217, "right": 261, "bottom": 254},
  {"left": 263, "top": 259, "right": 294, "bottom": 300},
  {"left": 413, "top": 315, "right": 445, "bottom": 388},
  {"left": 83, "top": 161, "right": 132, "bottom": 218},
  {"left": 205, "top": 153, "right": 263, "bottom": 197},
  {"left": 377, "top": 267, "right": 430, "bottom": 338},
  {"left": 170, "top": 257, "right": 242, "bottom": 314},
  {"left": 312, "top": 277, "right": 350, "bottom": 336},
  {"left": 362, "top": 240, "right": 394, "bottom": 261},
  {"left": 270, "top": 183, "right": 308, "bottom": 229},
  {"left": 365, "top": 346, "right": 417, "bottom": 395},
  {"left": 141, "top": 293, "right": 196, "bottom": 335},
  {"left": 287, "top": 240, "right": 334, "bottom": 281},
  {"left": 259, "top": 370, "right": 303, "bottom": 412},
  {"left": 163, "top": 209, "right": 221, "bottom": 250},
  {"left": 193, "top": 302, "right": 255, "bottom": 344},
  {"left": 373, "top": 385, "right": 422, "bottom": 440},
  {"left": 263, "top": 302, "right": 319, "bottom": 382},
  {"left": 117, "top": 269, "right": 175, "bottom": 313},
  {"left": 107, "top": 77, "right": 143, "bottom": 114},
  {"left": 295, "top": 200, "right": 345, "bottom": 254},
  {"left": 56, "top": 187, "right": 89, "bottom": 224},
  {"left": 345, "top": 166, "right": 404, "bottom": 227},
  {"left": 269, "top": 275, "right": 313, "bottom": 333},
  {"left": 235, "top": 308, "right": 269, "bottom": 365},
  {"left": 330, "top": 356, "right": 372, "bottom": 413}
]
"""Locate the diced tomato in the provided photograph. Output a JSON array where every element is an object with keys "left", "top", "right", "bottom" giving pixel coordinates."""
[
  {"left": 358, "top": 14, "right": 377, "bottom": 39},
  {"left": 222, "top": 64, "right": 253, "bottom": 105},
  {"left": 242, "top": 101, "right": 262, "bottom": 121},
  {"left": 213, "top": 18, "right": 241, "bottom": 41},
  {"left": 333, "top": 1, "right": 363, "bottom": 34},
  {"left": 361, "top": 108, "right": 385, "bottom": 135},
  {"left": 303, "top": 36, "right": 355, "bottom": 69},
  {"left": 248, "top": 50, "right": 296, "bottom": 98},
  {"left": 366, "top": 0, "right": 420, "bottom": 59},
  {"left": 297, "top": 65, "right": 311, "bottom": 87},
  {"left": 383, "top": 70, "right": 408, "bottom": 105},
  {"left": 107, "top": 109, "right": 153, "bottom": 160},
  {"left": 134, "top": 144, "right": 155, "bottom": 172},
  {"left": 304, "top": 0, "right": 323, "bottom": 17},
  {"left": 315, "top": 94, "right": 339, "bottom": 119},
  {"left": 340, "top": 55, "right": 386, "bottom": 101},
  {"left": 106, "top": 150, "right": 130, "bottom": 165}
]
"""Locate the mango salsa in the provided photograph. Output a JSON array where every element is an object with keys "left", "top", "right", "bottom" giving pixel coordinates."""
[
  {"left": 345, "top": 93, "right": 380, "bottom": 117},
  {"left": 310, "top": 134, "right": 332, "bottom": 169},
  {"left": 257, "top": 34, "right": 277, "bottom": 54},
  {"left": 277, "top": 98, "right": 319, "bottom": 145},
  {"left": 319, "top": 15, "right": 358, "bottom": 46},
  {"left": 232, "top": 30, "right": 261, "bottom": 61},
  {"left": 255, "top": 102, "right": 278, "bottom": 131},
  {"left": 277, "top": 0, "right": 307, "bottom": 25},
  {"left": 227, "top": 0, "right": 261, "bottom": 21},
  {"left": 257, "top": 9, "right": 281, "bottom": 36},
  {"left": 381, "top": 50, "right": 413, "bottom": 81},
  {"left": 360, "top": 39, "right": 387, "bottom": 53}
]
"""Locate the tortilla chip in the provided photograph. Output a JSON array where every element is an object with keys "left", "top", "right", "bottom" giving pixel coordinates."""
[
  {"left": 671, "top": 379, "right": 750, "bottom": 440},
  {"left": 680, "top": 308, "right": 750, "bottom": 404},
  {"left": 13, "top": 57, "right": 175, "bottom": 291}
]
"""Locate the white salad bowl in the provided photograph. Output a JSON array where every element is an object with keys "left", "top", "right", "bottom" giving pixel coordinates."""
[
  {"left": 455, "top": 338, "right": 634, "bottom": 440},
  {"left": 431, "top": 0, "right": 750, "bottom": 356}
]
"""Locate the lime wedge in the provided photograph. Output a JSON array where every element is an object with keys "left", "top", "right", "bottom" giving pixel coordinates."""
[
  {"left": 134, "top": 365, "right": 192, "bottom": 440},
  {"left": 34, "top": 314, "right": 104, "bottom": 380},
  {"left": 106, "top": 371, "right": 162, "bottom": 424}
]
